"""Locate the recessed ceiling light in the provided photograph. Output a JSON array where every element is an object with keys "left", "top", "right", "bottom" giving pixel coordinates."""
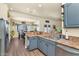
[
  {"left": 38, "top": 4, "right": 42, "bottom": 7},
  {"left": 10, "top": 8, "right": 13, "bottom": 10},
  {"left": 26, "top": 8, "right": 30, "bottom": 12},
  {"left": 26, "top": 8, "right": 30, "bottom": 10},
  {"left": 33, "top": 9, "right": 36, "bottom": 13}
]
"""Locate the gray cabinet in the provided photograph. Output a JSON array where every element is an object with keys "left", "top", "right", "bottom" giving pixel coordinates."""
[
  {"left": 28, "top": 37, "right": 38, "bottom": 50},
  {"left": 41, "top": 40, "right": 48, "bottom": 55},
  {"left": 37, "top": 37, "right": 42, "bottom": 50},
  {"left": 28, "top": 36, "right": 79, "bottom": 56},
  {"left": 47, "top": 42, "right": 55, "bottom": 56},
  {"left": 37, "top": 37, "right": 55, "bottom": 56},
  {"left": 28, "top": 36, "right": 56, "bottom": 56},
  {"left": 38, "top": 37, "right": 48, "bottom": 55},
  {"left": 38, "top": 39, "right": 43, "bottom": 51},
  {"left": 64, "top": 3, "right": 79, "bottom": 27}
]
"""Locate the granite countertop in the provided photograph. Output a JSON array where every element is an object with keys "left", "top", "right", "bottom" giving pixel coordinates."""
[
  {"left": 56, "top": 39, "right": 79, "bottom": 50},
  {"left": 26, "top": 32, "right": 79, "bottom": 50},
  {"left": 40, "top": 36, "right": 79, "bottom": 50}
]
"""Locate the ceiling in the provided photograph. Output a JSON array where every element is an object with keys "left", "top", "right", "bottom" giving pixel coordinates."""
[{"left": 7, "top": 3, "right": 62, "bottom": 19}]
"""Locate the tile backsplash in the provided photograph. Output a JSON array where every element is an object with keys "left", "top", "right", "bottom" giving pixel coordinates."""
[{"left": 69, "top": 36, "right": 79, "bottom": 42}]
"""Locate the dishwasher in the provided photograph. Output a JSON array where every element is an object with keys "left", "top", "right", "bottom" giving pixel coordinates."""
[{"left": 55, "top": 44, "right": 79, "bottom": 56}]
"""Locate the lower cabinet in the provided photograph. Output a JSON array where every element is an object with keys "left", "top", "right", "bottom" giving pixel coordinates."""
[
  {"left": 37, "top": 38, "right": 46, "bottom": 55},
  {"left": 28, "top": 36, "right": 56, "bottom": 56},
  {"left": 28, "top": 37, "right": 37, "bottom": 50},
  {"left": 38, "top": 37, "right": 55, "bottom": 56},
  {"left": 40, "top": 40, "right": 48, "bottom": 55},
  {"left": 47, "top": 43, "right": 56, "bottom": 56},
  {"left": 28, "top": 36, "right": 79, "bottom": 56},
  {"left": 37, "top": 38, "right": 42, "bottom": 50}
]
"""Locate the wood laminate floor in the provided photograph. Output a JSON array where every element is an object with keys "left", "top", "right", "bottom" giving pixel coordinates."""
[{"left": 5, "top": 38, "right": 45, "bottom": 56}]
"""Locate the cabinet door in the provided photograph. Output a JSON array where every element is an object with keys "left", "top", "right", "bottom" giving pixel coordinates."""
[
  {"left": 28, "top": 37, "right": 37, "bottom": 50},
  {"left": 38, "top": 39, "right": 43, "bottom": 51},
  {"left": 47, "top": 43, "right": 56, "bottom": 56},
  {"left": 37, "top": 37, "right": 41, "bottom": 49},
  {"left": 38, "top": 37, "right": 48, "bottom": 55},
  {"left": 38, "top": 37, "right": 43, "bottom": 51},
  {"left": 64, "top": 3, "right": 79, "bottom": 27},
  {"left": 42, "top": 40, "right": 48, "bottom": 55}
]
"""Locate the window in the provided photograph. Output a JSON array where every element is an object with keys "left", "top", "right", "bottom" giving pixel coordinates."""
[
  {"left": 44, "top": 25, "right": 47, "bottom": 27},
  {"left": 45, "top": 20, "right": 49, "bottom": 23}
]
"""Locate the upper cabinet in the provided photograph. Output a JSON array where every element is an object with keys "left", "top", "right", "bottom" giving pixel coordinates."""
[{"left": 64, "top": 3, "right": 79, "bottom": 27}]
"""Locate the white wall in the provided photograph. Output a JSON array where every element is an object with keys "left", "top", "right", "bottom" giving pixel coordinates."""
[
  {"left": 0, "top": 3, "right": 8, "bottom": 20},
  {"left": 9, "top": 11, "right": 55, "bottom": 32},
  {"left": 62, "top": 21, "right": 79, "bottom": 37},
  {"left": 0, "top": 3, "right": 11, "bottom": 43}
]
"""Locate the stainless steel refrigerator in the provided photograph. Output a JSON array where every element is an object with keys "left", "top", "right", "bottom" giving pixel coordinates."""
[{"left": 0, "top": 18, "right": 9, "bottom": 56}]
